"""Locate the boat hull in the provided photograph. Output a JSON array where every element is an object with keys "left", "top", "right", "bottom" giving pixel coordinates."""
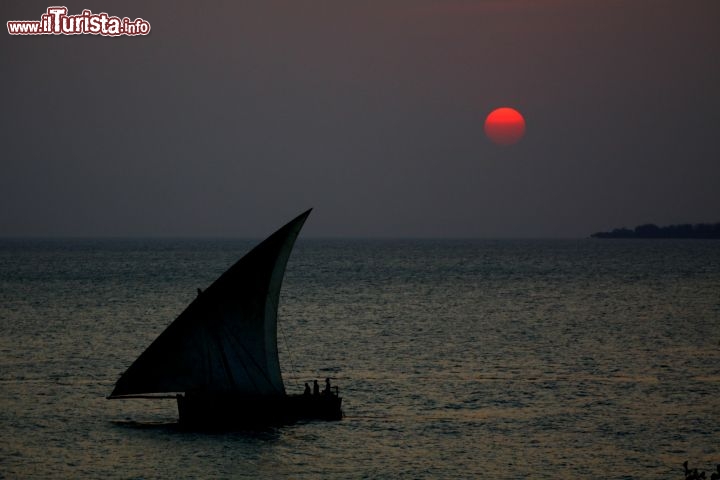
[{"left": 176, "top": 392, "right": 342, "bottom": 428}]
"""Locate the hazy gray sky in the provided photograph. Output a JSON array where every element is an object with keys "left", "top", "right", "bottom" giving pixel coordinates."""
[{"left": 2, "top": 1, "right": 719, "bottom": 237}]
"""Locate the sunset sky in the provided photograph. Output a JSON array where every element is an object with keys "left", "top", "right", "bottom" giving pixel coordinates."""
[{"left": 2, "top": 1, "right": 719, "bottom": 237}]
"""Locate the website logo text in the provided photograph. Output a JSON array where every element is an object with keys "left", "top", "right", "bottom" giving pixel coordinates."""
[{"left": 7, "top": 7, "right": 151, "bottom": 36}]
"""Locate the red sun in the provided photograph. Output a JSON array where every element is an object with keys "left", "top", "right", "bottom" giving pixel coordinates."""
[{"left": 484, "top": 107, "right": 526, "bottom": 146}]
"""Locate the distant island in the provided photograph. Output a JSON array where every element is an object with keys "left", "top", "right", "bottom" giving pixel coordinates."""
[{"left": 591, "top": 222, "right": 720, "bottom": 239}]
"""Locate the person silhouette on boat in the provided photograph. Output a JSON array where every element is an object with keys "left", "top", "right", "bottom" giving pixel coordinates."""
[
  {"left": 313, "top": 379, "right": 320, "bottom": 396},
  {"left": 323, "top": 377, "right": 332, "bottom": 396},
  {"left": 303, "top": 383, "right": 311, "bottom": 396}
]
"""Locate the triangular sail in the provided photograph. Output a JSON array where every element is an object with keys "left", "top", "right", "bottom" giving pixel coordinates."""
[{"left": 110, "top": 209, "right": 311, "bottom": 398}]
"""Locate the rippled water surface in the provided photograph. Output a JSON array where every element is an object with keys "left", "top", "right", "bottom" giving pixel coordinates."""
[{"left": 1, "top": 239, "right": 719, "bottom": 478}]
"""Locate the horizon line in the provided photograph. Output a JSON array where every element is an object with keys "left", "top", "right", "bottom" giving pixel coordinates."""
[{"left": 0, "top": 234, "right": 590, "bottom": 241}]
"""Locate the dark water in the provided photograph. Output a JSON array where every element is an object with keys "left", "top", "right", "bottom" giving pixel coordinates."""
[{"left": 1, "top": 239, "right": 719, "bottom": 478}]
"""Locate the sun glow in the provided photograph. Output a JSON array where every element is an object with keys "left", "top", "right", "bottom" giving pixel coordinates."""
[{"left": 484, "top": 107, "right": 526, "bottom": 146}]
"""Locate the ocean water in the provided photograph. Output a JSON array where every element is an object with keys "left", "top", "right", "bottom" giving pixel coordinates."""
[{"left": 1, "top": 239, "right": 718, "bottom": 479}]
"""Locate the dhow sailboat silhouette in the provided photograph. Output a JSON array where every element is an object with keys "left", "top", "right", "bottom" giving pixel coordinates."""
[{"left": 108, "top": 209, "right": 342, "bottom": 427}]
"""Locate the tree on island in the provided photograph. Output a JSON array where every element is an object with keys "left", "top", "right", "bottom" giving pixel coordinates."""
[{"left": 591, "top": 222, "right": 720, "bottom": 239}]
